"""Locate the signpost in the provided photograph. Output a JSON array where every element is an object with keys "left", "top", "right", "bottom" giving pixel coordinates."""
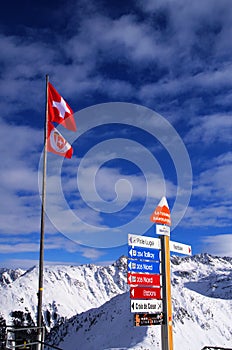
[
  {"left": 130, "top": 287, "right": 162, "bottom": 300},
  {"left": 150, "top": 197, "right": 173, "bottom": 350},
  {"left": 160, "top": 235, "right": 173, "bottom": 350},
  {"left": 127, "top": 272, "right": 161, "bottom": 286},
  {"left": 128, "top": 196, "right": 192, "bottom": 350},
  {"left": 128, "top": 258, "right": 160, "bottom": 274},
  {"left": 130, "top": 299, "right": 163, "bottom": 313}
]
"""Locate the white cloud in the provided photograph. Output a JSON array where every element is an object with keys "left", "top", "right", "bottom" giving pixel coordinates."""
[
  {"left": 202, "top": 234, "right": 232, "bottom": 257},
  {"left": 80, "top": 248, "right": 105, "bottom": 260},
  {"left": 66, "top": 14, "right": 167, "bottom": 64},
  {"left": 0, "top": 243, "right": 39, "bottom": 254},
  {"left": 185, "top": 114, "right": 232, "bottom": 144},
  {"left": 0, "top": 234, "right": 104, "bottom": 263},
  {"left": 0, "top": 259, "right": 83, "bottom": 270},
  {"left": 0, "top": 259, "right": 39, "bottom": 269},
  {"left": 0, "top": 119, "right": 44, "bottom": 234},
  {"left": 1, "top": 0, "right": 232, "bottom": 118},
  {"left": 0, "top": 0, "right": 231, "bottom": 253},
  {"left": 193, "top": 156, "right": 232, "bottom": 201},
  {"left": 179, "top": 152, "right": 231, "bottom": 227}
]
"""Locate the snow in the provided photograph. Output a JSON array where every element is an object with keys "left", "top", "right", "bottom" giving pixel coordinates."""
[
  {"left": 0, "top": 254, "right": 232, "bottom": 349},
  {"left": 0, "top": 257, "right": 127, "bottom": 328}
]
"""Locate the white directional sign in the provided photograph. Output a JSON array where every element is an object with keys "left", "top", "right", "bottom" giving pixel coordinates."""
[
  {"left": 170, "top": 240, "right": 192, "bottom": 255},
  {"left": 130, "top": 299, "right": 163, "bottom": 313},
  {"left": 128, "top": 234, "right": 161, "bottom": 250},
  {"left": 156, "top": 224, "right": 170, "bottom": 236},
  {"left": 128, "top": 234, "right": 192, "bottom": 255}
]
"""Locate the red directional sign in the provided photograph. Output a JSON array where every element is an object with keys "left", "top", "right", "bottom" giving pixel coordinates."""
[
  {"left": 130, "top": 287, "right": 162, "bottom": 300},
  {"left": 127, "top": 273, "right": 161, "bottom": 286}
]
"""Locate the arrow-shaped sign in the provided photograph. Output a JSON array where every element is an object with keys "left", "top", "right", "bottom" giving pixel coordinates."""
[
  {"left": 130, "top": 299, "right": 163, "bottom": 313},
  {"left": 170, "top": 240, "right": 192, "bottom": 255},
  {"left": 128, "top": 235, "right": 191, "bottom": 256},
  {"left": 130, "top": 287, "right": 162, "bottom": 300},
  {"left": 128, "top": 258, "right": 160, "bottom": 274},
  {"left": 128, "top": 246, "right": 160, "bottom": 261},
  {"left": 128, "top": 234, "right": 161, "bottom": 250},
  {"left": 127, "top": 272, "right": 161, "bottom": 286}
]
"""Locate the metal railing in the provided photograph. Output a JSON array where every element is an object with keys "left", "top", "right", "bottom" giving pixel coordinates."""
[
  {"left": 0, "top": 326, "right": 62, "bottom": 350},
  {"left": 5, "top": 326, "right": 42, "bottom": 349}
]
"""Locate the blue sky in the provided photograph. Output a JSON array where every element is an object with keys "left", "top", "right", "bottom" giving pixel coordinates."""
[{"left": 0, "top": 0, "right": 231, "bottom": 269}]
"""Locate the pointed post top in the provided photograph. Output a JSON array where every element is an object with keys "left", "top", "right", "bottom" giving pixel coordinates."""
[
  {"left": 158, "top": 196, "right": 169, "bottom": 209},
  {"left": 150, "top": 196, "right": 171, "bottom": 226}
]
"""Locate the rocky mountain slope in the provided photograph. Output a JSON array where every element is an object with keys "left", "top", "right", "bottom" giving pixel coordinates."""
[
  {"left": 0, "top": 254, "right": 232, "bottom": 349},
  {"left": 0, "top": 257, "right": 127, "bottom": 329},
  {"left": 45, "top": 254, "right": 232, "bottom": 350}
]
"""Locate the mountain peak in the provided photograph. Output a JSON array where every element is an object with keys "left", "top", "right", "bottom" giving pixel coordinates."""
[
  {"left": 1, "top": 254, "right": 231, "bottom": 350},
  {"left": 112, "top": 255, "right": 127, "bottom": 270},
  {"left": 0, "top": 268, "right": 25, "bottom": 286}
]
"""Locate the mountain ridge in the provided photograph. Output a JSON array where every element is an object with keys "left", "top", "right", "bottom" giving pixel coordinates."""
[{"left": 0, "top": 254, "right": 231, "bottom": 349}]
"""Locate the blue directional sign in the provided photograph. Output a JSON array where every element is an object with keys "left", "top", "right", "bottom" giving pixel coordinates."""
[
  {"left": 128, "top": 246, "right": 160, "bottom": 262},
  {"left": 128, "top": 258, "right": 160, "bottom": 274}
]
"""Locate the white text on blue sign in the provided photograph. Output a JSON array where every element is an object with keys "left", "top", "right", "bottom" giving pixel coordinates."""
[
  {"left": 128, "top": 258, "right": 160, "bottom": 274},
  {"left": 128, "top": 246, "right": 160, "bottom": 262}
]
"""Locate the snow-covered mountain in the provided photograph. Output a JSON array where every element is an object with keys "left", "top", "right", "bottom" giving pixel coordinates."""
[
  {"left": 0, "top": 268, "right": 25, "bottom": 286},
  {"left": 0, "top": 254, "right": 232, "bottom": 350},
  {"left": 0, "top": 257, "right": 127, "bottom": 329},
  {"left": 46, "top": 254, "right": 232, "bottom": 350}
]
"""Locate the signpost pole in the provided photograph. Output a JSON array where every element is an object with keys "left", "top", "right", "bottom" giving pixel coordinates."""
[{"left": 161, "top": 235, "right": 173, "bottom": 350}]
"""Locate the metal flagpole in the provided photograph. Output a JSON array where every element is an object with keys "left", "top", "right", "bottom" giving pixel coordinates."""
[
  {"left": 37, "top": 74, "right": 49, "bottom": 350},
  {"left": 161, "top": 234, "right": 174, "bottom": 350}
]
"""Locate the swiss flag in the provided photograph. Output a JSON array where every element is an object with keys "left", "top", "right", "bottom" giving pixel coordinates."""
[
  {"left": 48, "top": 82, "right": 77, "bottom": 132},
  {"left": 47, "top": 122, "right": 73, "bottom": 159}
]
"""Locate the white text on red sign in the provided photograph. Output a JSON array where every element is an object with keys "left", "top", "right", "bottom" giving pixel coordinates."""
[
  {"left": 130, "top": 287, "right": 162, "bottom": 300},
  {"left": 127, "top": 273, "right": 161, "bottom": 286}
]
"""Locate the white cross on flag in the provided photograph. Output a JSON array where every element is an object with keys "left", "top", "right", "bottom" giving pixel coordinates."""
[{"left": 48, "top": 82, "right": 77, "bottom": 131}]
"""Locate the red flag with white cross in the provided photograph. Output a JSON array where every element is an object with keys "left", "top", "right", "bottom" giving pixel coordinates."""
[{"left": 48, "top": 82, "right": 77, "bottom": 131}]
